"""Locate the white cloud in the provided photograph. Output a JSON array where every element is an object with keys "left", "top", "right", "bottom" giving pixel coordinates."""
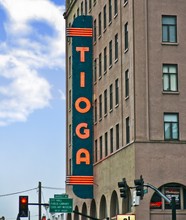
[{"left": 0, "top": 0, "right": 66, "bottom": 126}]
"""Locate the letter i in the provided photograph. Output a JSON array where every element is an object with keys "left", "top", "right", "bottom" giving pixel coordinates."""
[{"left": 80, "top": 72, "right": 85, "bottom": 87}]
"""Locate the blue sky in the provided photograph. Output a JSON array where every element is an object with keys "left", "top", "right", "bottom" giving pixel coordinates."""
[{"left": 0, "top": 0, "right": 66, "bottom": 219}]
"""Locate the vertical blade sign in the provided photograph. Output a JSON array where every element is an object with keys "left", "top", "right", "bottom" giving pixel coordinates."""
[{"left": 66, "top": 16, "right": 93, "bottom": 199}]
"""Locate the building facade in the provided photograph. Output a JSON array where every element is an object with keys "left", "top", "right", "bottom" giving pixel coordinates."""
[{"left": 64, "top": 0, "right": 186, "bottom": 220}]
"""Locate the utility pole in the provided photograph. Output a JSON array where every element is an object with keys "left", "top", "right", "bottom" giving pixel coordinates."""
[{"left": 38, "top": 182, "right": 42, "bottom": 220}]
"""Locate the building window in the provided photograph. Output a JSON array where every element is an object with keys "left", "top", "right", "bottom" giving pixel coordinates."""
[
  {"left": 115, "top": 33, "right": 118, "bottom": 60},
  {"left": 162, "top": 15, "right": 177, "bottom": 43},
  {"left": 105, "top": 132, "right": 108, "bottom": 157},
  {"left": 77, "top": 8, "right": 79, "bottom": 16},
  {"left": 89, "top": 0, "right": 92, "bottom": 11},
  {"left": 95, "top": 140, "right": 98, "bottom": 162},
  {"left": 150, "top": 183, "right": 186, "bottom": 210},
  {"left": 125, "top": 69, "right": 129, "bottom": 97},
  {"left": 99, "top": 53, "right": 102, "bottom": 78},
  {"left": 124, "top": 0, "right": 128, "bottom": 5},
  {"left": 69, "top": 159, "right": 72, "bottom": 175},
  {"left": 110, "top": 128, "right": 113, "bottom": 153},
  {"left": 114, "top": 0, "right": 118, "bottom": 16},
  {"left": 99, "top": 136, "right": 103, "bottom": 160},
  {"left": 68, "top": 56, "right": 71, "bottom": 77},
  {"left": 94, "top": 99, "right": 97, "bottom": 123},
  {"left": 93, "top": 0, "right": 96, "bottom": 6},
  {"left": 85, "top": 0, "right": 88, "bottom": 15},
  {"left": 104, "top": 89, "right": 108, "bottom": 115},
  {"left": 103, "top": 5, "right": 107, "bottom": 30},
  {"left": 99, "top": 94, "right": 102, "bottom": 120},
  {"left": 94, "top": 59, "right": 97, "bottom": 82},
  {"left": 104, "top": 47, "right": 107, "bottom": 73},
  {"left": 164, "top": 113, "right": 179, "bottom": 140},
  {"left": 68, "top": 89, "right": 71, "bottom": 110},
  {"left": 116, "top": 123, "right": 119, "bottom": 150},
  {"left": 109, "top": 0, "right": 112, "bottom": 23},
  {"left": 81, "top": 1, "right": 84, "bottom": 14},
  {"left": 163, "top": 64, "right": 178, "bottom": 92},
  {"left": 93, "top": 19, "right": 97, "bottom": 42},
  {"left": 110, "top": 84, "right": 113, "bottom": 111},
  {"left": 126, "top": 117, "right": 130, "bottom": 144},
  {"left": 69, "top": 124, "right": 71, "bottom": 145},
  {"left": 115, "top": 79, "right": 119, "bottom": 106},
  {"left": 98, "top": 12, "right": 102, "bottom": 37},
  {"left": 125, "top": 22, "right": 128, "bottom": 50},
  {"left": 109, "top": 40, "right": 112, "bottom": 66}
]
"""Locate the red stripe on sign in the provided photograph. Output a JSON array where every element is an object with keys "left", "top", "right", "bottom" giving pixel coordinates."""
[
  {"left": 66, "top": 28, "right": 93, "bottom": 37},
  {"left": 66, "top": 176, "right": 94, "bottom": 185}
]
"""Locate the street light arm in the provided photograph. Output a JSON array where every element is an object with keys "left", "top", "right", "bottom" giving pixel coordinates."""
[{"left": 144, "top": 183, "right": 171, "bottom": 204}]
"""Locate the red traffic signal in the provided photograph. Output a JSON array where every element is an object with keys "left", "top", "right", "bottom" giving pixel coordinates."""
[{"left": 19, "top": 196, "right": 29, "bottom": 217}]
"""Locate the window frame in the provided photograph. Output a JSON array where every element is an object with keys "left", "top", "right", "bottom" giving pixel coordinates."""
[
  {"left": 162, "top": 15, "right": 177, "bottom": 43},
  {"left": 98, "top": 12, "right": 102, "bottom": 37},
  {"left": 124, "top": 22, "right": 129, "bottom": 50},
  {"left": 126, "top": 117, "right": 130, "bottom": 144},
  {"left": 104, "top": 46, "right": 107, "bottom": 73},
  {"left": 163, "top": 64, "right": 178, "bottom": 92},
  {"left": 115, "top": 33, "right": 118, "bottom": 61},
  {"left": 103, "top": 5, "right": 107, "bottom": 30},
  {"left": 164, "top": 113, "right": 179, "bottom": 140},
  {"left": 115, "top": 78, "right": 119, "bottom": 106}
]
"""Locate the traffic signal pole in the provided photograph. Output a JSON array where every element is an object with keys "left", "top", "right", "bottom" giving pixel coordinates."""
[{"left": 38, "top": 182, "right": 42, "bottom": 220}]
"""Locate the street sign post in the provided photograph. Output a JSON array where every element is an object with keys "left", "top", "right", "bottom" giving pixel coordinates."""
[{"left": 49, "top": 198, "right": 73, "bottom": 213}]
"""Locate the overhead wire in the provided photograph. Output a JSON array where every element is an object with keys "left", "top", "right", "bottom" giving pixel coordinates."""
[
  {"left": 0, "top": 185, "right": 65, "bottom": 198},
  {"left": 0, "top": 187, "right": 38, "bottom": 197}
]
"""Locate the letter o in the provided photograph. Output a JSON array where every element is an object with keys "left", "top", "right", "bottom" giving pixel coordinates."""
[{"left": 75, "top": 97, "right": 91, "bottom": 113}]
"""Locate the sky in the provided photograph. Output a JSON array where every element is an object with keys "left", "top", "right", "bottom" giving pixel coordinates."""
[{"left": 0, "top": 0, "right": 66, "bottom": 219}]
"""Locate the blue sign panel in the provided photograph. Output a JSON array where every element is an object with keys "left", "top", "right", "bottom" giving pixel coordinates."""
[{"left": 66, "top": 16, "right": 93, "bottom": 199}]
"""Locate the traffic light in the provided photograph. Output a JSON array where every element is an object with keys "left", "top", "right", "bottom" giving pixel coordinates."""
[
  {"left": 118, "top": 178, "right": 128, "bottom": 198},
  {"left": 134, "top": 175, "right": 144, "bottom": 199},
  {"left": 19, "top": 196, "right": 28, "bottom": 217}
]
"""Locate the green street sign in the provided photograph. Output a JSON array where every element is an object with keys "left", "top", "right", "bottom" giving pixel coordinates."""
[
  {"left": 54, "top": 194, "right": 68, "bottom": 199},
  {"left": 49, "top": 198, "right": 73, "bottom": 213}
]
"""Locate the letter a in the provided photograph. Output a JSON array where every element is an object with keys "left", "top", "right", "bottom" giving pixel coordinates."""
[{"left": 76, "top": 149, "right": 90, "bottom": 164}]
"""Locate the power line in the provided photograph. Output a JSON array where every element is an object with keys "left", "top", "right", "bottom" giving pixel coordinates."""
[{"left": 0, "top": 187, "right": 38, "bottom": 197}]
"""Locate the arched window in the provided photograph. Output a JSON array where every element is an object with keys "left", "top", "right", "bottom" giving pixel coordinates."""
[
  {"left": 82, "top": 203, "right": 87, "bottom": 220},
  {"left": 90, "top": 199, "right": 97, "bottom": 218},
  {"left": 99, "top": 195, "right": 107, "bottom": 219},
  {"left": 150, "top": 183, "right": 186, "bottom": 210},
  {"left": 110, "top": 191, "right": 119, "bottom": 217},
  {"left": 74, "top": 206, "right": 79, "bottom": 220}
]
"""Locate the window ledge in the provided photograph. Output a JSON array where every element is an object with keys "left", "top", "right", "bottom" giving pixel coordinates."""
[
  {"left": 125, "top": 96, "right": 129, "bottom": 100},
  {"left": 124, "top": 48, "right": 129, "bottom": 54},
  {"left": 114, "top": 13, "right": 118, "bottom": 19},
  {"left": 114, "top": 58, "right": 118, "bottom": 63},
  {"left": 162, "top": 91, "right": 180, "bottom": 95},
  {"left": 104, "top": 70, "right": 107, "bottom": 75},
  {"left": 98, "top": 75, "right": 102, "bottom": 80},
  {"left": 161, "top": 42, "right": 179, "bottom": 46},
  {"left": 103, "top": 28, "right": 107, "bottom": 33},
  {"left": 109, "top": 64, "right": 113, "bottom": 69},
  {"left": 108, "top": 21, "right": 112, "bottom": 26},
  {"left": 123, "top": 1, "right": 128, "bottom": 7},
  {"left": 115, "top": 104, "right": 119, "bottom": 108},
  {"left": 104, "top": 113, "right": 108, "bottom": 117},
  {"left": 109, "top": 109, "right": 113, "bottom": 113},
  {"left": 98, "top": 35, "right": 101, "bottom": 40}
]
